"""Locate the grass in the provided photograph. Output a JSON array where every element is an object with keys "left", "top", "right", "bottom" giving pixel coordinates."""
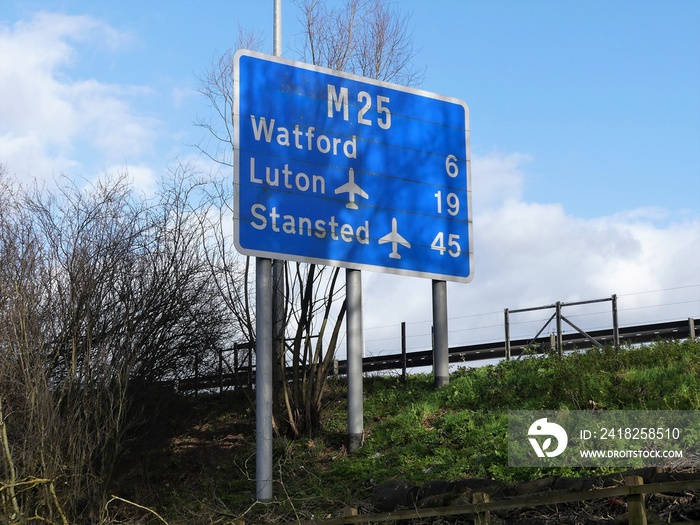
[{"left": 109, "top": 339, "right": 700, "bottom": 523}]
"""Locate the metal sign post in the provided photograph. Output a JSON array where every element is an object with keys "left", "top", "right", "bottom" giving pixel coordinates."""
[
  {"left": 432, "top": 279, "right": 449, "bottom": 388},
  {"left": 254, "top": 257, "right": 273, "bottom": 501},
  {"left": 254, "top": 0, "right": 282, "bottom": 503},
  {"left": 346, "top": 269, "right": 364, "bottom": 452}
]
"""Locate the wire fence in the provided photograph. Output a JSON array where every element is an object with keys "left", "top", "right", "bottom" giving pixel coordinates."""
[{"left": 360, "top": 284, "right": 700, "bottom": 360}]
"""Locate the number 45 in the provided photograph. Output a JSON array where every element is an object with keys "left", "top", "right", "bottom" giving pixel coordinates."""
[{"left": 431, "top": 232, "right": 461, "bottom": 257}]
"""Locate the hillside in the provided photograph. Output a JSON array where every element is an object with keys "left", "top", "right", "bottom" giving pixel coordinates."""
[{"left": 110, "top": 339, "right": 700, "bottom": 523}]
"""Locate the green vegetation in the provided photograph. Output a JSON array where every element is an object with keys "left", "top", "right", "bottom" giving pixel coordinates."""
[
  {"left": 100, "top": 339, "right": 699, "bottom": 524},
  {"left": 331, "top": 339, "right": 699, "bottom": 491},
  {"left": 7, "top": 339, "right": 699, "bottom": 523}
]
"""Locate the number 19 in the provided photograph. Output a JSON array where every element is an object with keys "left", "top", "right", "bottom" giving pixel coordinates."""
[{"left": 434, "top": 191, "right": 460, "bottom": 216}]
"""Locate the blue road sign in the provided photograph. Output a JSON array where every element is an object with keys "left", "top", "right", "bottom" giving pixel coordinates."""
[{"left": 234, "top": 50, "right": 472, "bottom": 282}]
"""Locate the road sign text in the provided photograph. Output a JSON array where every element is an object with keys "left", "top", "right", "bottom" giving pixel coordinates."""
[{"left": 234, "top": 50, "right": 472, "bottom": 282}]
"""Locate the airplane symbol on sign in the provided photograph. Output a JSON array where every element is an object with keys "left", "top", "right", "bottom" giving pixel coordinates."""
[
  {"left": 334, "top": 168, "right": 369, "bottom": 209},
  {"left": 378, "top": 218, "right": 411, "bottom": 259}
]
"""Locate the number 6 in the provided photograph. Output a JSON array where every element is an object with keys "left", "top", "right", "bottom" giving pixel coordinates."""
[{"left": 445, "top": 155, "right": 459, "bottom": 178}]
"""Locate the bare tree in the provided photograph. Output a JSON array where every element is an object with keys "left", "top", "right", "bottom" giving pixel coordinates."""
[
  {"left": 195, "top": 0, "right": 422, "bottom": 437},
  {"left": 195, "top": 29, "right": 265, "bottom": 168},
  {"left": 0, "top": 172, "right": 145, "bottom": 521},
  {"left": 0, "top": 166, "right": 232, "bottom": 522},
  {"left": 296, "top": 0, "right": 424, "bottom": 84}
]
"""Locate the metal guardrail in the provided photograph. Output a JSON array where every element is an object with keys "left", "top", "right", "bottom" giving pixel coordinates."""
[
  {"left": 339, "top": 317, "right": 699, "bottom": 375},
  {"left": 176, "top": 318, "right": 697, "bottom": 392}
]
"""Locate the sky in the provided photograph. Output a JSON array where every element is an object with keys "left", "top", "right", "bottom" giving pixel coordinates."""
[{"left": 2, "top": 0, "right": 699, "bottom": 363}]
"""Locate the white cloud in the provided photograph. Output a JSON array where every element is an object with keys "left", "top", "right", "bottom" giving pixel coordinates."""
[
  {"left": 0, "top": 12, "right": 156, "bottom": 182},
  {"left": 472, "top": 150, "right": 531, "bottom": 207},
  {"left": 171, "top": 86, "right": 198, "bottom": 110}
]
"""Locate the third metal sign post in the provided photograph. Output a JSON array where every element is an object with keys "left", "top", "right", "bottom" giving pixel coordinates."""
[{"left": 234, "top": 49, "right": 472, "bottom": 283}]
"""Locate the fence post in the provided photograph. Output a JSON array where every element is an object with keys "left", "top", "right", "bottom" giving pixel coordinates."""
[
  {"left": 401, "top": 321, "right": 407, "bottom": 382},
  {"left": 612, "top": 294, "right": 620, "bottom": 349},
  {"left": 473, "top": 492, "right": 490, "bottom": 525},
  {"left": 219, "top": 348, "right": 224, "bottom": 396},
  {"left": 194, "top": 352, "right": 200, "bottom": 397},
  {"left": 504, "top": 309, "right": 510, "bottom": 360},
  {"left": 342, "top": 507, "right": 358, "bottom": 516},
  {"left": 690, "top": 318, "right": 696, "bottom": 341},
  {"left": 625, "top": 475, "right": 647, "bottom": 525},
  {"left": 248, "top": 347, "right": 253, "bottom": 390},
  {"left": 555, "top": 301, "right": 563, "bottom": 356},
  {"left": 233, "top": 344, "right": 239, "bottom": 391}
]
